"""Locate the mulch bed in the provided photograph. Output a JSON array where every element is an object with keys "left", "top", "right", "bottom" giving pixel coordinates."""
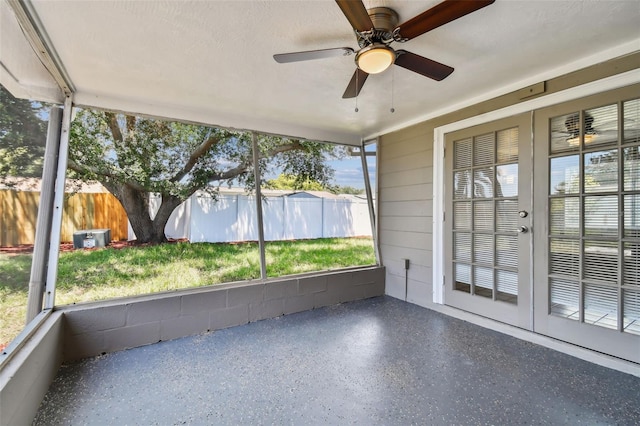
[{"left": 0, "top": 239, "right": 189, "bottom": 256}]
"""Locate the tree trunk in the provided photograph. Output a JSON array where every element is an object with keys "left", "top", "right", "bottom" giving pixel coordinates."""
[{"left": 103, "top": 182, "right": 183, "bottom": 244}]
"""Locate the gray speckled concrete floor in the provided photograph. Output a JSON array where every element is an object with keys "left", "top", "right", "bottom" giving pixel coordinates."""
[{"left": 35, "top": 296, "right": 640, "bottom": 425}]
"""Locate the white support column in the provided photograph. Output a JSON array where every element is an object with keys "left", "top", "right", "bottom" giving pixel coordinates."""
[
  {"left": 25, "top": 106, "right": 62, "bottom": 322},
  {"left": 361, "top": 139, "right": 381, "bottom": 265},
  {"left": 251, "top": 131, "right": 267, "bottom": 280},
  {"left": 43, "top": 95, "right": 73, "bottom": 310}
]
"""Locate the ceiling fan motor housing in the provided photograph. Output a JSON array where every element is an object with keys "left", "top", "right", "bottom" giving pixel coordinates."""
[{"left": 357, "top": 7, "right": 399, "bottom": 48}]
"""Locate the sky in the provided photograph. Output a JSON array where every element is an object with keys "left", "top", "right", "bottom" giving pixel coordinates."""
[{"left": 328, "top": 155, "right": 376, "bottom": 190}]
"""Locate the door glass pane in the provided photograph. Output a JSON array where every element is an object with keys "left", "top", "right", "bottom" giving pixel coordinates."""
[
  {"left": 454, "top": 202, "right": 471, "bottom": 230},
  {"left": 550, "top": 197, "right": 579, "bottom": 236},
  {"left": 474, "top": 168, "right": 493, "bottom": 198},
  {"left": 550, "top": 155, "right": 579, "bottom": 195},
  {"left": 550, "top": 113, "right": 581, "bottom": 153},
  {"left": 454, "top": 233, "right": 471, "bottom": 262},
  {"left": 584, "top": 284, "right": 618, "bottom": 330},
  {"left": 584, "top": 240, "right": 618, "bottom": 284},
  {"left": 550, "top": 278, "right": 579, "bottom": 319},
  {"left": 624, "top": 195, "right": 640, "bottom": 238},
  {"left": 454, "top": 170, "right": 472, "bottom": 199},
  {"left": 474, "top": 133, "right": 494, "bottom": 166},
  {"left": 584, "top": 104, "right": 618, "bottom": 147},
  {"left": 496, "top": 235, "right": 517, "bottom": 268},
  {"left": 623, "top": 243, "right": 639, "bottom": 286},
  {"left": 623, "top": 99, "right": 640, "bottom": 145},
  {"left": 550, "top": 238, "right": 580, "bottom": 278},
  {"left": 584, "top": 149, "right": 618, "bottom": 192},
  {"left": 624, "top": 146, "right": 640, "bottom": 191},
  {"left": 473, "top": 234, "right": 493, "bottom": 265},
  {"left": 496, "top": 269, "right": 518, "bottom": 304},
  {"left": 623, "top": 290, "right": 640, "bottom": 335},
  {"left": 584, "top": 196, "right": 618, "bottom": 237},
  {"left": 454, "top": 138, "right": 472, "bottom": 168},
  {"left": 474, "top": 266, "right": 493, "bottom": 298},
  {"left": 496, "top": 164, "right": 518, "bottom": 197},
  {"left": 455, "top": 263, "right": 471, "bottom": 293},
  {"left": 473, "top": 200, "right": 493, "bottom": 231},
  {"left": 497, "top": 128, "right": 519, "bottom": 163},
  {"left": 496, "top": 200, "right": 518, "bottom": 232}
]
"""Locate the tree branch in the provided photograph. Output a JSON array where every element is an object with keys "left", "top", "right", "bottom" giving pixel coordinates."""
[
  {"left": 105, "top": 112, "right": 123, "bottom": 143},
  {"left": 67, "top": 159, "right": 147, "bottom": 192},
  {"left": 170, "top": 133, "right": 222, "bottom": 183},
  {"left": 125, "top": 115, "right": 136, "bottom": 139},
  {"left": 191, "top": 139, "right": 306, "bottom": 190}
]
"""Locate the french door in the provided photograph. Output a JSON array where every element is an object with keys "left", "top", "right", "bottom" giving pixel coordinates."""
[
  {"left": 443, "top": 86, "right": 640, "bottom": 362},
  {"left": 533, "top": 85, "right": 640, "bottom": 363},
  {"left": 444, "top": 113, "right": 533, "bottom": 330}
]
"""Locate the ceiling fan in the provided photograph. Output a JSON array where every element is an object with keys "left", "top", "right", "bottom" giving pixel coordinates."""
[{"left": 274, "top": 0, "right": 495, "bottom": 98}]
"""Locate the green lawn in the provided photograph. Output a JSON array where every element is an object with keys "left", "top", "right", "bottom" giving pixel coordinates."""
[{"left": 0, "top": 238, "right": 375, "bottom": 348}]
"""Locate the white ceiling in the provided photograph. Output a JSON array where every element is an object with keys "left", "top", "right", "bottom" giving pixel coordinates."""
[{"left": 1, "top": 0, "right": 639, "bottom": 145}]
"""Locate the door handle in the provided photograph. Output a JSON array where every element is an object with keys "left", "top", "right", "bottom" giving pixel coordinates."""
[{"left": 517, "top": 226, "right": 529, "bottom": 234}]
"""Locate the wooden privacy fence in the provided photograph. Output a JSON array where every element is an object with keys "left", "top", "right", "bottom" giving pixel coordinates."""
[{"left": 0, "top": 190, "right": 128, "bottom": 246}]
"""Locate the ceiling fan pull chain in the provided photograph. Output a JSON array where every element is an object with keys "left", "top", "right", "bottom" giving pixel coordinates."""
[
  {"left": 390, "top": 66, "right": 395, "bottom": 113},
  {"left": 355, "top": 70, "right": 359, "bottom": 112}
]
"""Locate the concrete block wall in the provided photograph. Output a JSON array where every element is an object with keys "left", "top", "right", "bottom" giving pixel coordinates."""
[
  {"left": 62, "top": 266, "right": 384, "bottom": 362},
  {"left": 0, "top": 312, "right": 64, "bottom": 426}
]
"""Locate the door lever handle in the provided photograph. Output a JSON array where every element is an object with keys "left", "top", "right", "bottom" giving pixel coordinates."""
[{"left": 517, "top": 226, "right": 529, "bottom": 234}]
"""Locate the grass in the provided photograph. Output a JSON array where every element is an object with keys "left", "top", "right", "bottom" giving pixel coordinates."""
[{"left": 0, "top": 238, "right": 375, "bottom": 348}]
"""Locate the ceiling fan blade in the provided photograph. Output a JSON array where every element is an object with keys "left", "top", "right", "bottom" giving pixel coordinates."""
[
  {"left": 395, "top": 0, "right": 495, "bottom": 41},
  {"left": 274, "top": 47, "right": 355, "bottom": 63},
  {"left": 335, "top": 0, "right": 374, "bottom": 32},
  {"left": 394, "top": 50, "right": 454, "bottom": 81},
  {"left": 342, "top": 68, "right": 369, "bottom": 98}
]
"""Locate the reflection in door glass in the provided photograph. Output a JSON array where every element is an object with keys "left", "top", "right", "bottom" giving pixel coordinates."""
[
  {"left": 624, "top": 195, "right": 640, "bottom": 238},
  {"left": 548, "top": 101, "right": 639, "bottom": 334},
  {"left": 584, "top": 196, "right": 618, "bottom": 237},
  {"left": 583, "top": 104, "right": 618, "bottom": 147},
  {"left": 623, "top": 99, "right": 640, "bottom": 144},
  {"left": 549, "top": 238, "right": 580, "bottom": 278},
  {"left": 584, "top": 284, "right": 618, "bottom": 330},
  {"left": 473, "top": 168, "right": 494, "bottom": 198},
  {"left": 550, "top": 278, "right": 579, "bottom": 319},
  {"left": 550, "top": 113, "right": 581, "bottom": 153},
  {"left": 550, "top": 155, "right": 579, "bottom": 195},
  {"left": 550, "top": 198, "right": 579, "bottom": 236},
  {"left": 624, "top": 146, "right": 640, "bottom": 191},
  {"left": 496, "top": 164, "right": 518, "bottom": 197},
  {"left": 584, "top": 149, "right": 618, "bottom": 193}
]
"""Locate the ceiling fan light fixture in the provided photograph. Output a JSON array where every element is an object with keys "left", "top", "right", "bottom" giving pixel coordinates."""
[{"left": 356, "top": 44, "right": 395, "bottom": 74}]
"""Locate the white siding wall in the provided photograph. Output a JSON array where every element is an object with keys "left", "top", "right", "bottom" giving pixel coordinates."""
[{"left": 378, "top": 124, "right": 435, "bottom": 307}]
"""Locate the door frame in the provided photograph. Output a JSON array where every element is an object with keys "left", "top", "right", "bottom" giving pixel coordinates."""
[{"left": 433, "top": 69, "right": 639, "bottom": 305}]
